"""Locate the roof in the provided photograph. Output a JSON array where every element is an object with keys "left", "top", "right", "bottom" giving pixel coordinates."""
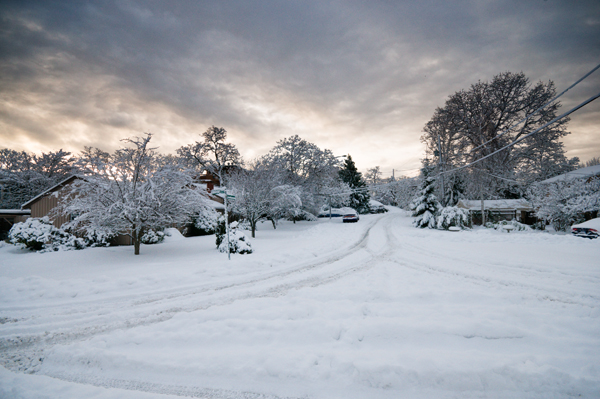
[
  {"left": 456, "top": 199, "right": 533, "bottom": 211},
  {"left": 540, "top": 165, "right": 600, "bottom": 184},
  {"left": 21, "top": 175, "right": 79, "bottom": 209},
  {"left": 0, "top": 209, "right": 31, "bottom": 215}
]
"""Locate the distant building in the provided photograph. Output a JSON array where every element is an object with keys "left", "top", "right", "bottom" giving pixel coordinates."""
[
  {"left": 540, "top": 164, "right": 600, "bottom": 184},
  {"left": 456, "top": 199, "right": 535, "bottom": 225}
]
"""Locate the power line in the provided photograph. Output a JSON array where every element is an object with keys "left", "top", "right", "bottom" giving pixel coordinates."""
[
  {"left": 442, "top": 89, "right": 600, "bottom": 175},
  {"left": 469, "top": 62, "right": 600, "bottom": 154}
]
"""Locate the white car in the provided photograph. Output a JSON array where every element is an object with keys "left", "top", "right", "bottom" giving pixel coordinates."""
[
  {"left": 571, "top": 217, "right": 600, "bottom": 239},
  {"left": 342, "top": 209, "right": 359, "bottom": 223}
]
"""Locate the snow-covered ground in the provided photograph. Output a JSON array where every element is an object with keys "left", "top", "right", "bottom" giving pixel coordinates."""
[{"left": 1, "top": 208, "right": 599, "bottom": 399}]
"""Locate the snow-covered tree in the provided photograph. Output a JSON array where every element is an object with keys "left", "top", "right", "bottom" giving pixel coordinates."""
[
  {"left": 339, "top": 155, "right": 370, "bottom": 214},
  {"left": 227, "top": 160, "right": 302, "bottom": 237},
  {"left": 58, "top": 134, "right": 213, "bottom": 255},
  {"left": 177, "top": 126, "right": 242, "bottom": 185},
  {"left": 421, "top": 71, "right": 578, "bottom": 201},
  {"left": 528, "top": 177, "right": 600, "bottom": 231},
  {"left": 263, "top": 135, "right": 341, "bottom": 215},
  {"left": 372, "top": 176, "right": 419, "bottom": 209},
  {"left": 410, "top": 164, "right": 441, "bottom": 228}
]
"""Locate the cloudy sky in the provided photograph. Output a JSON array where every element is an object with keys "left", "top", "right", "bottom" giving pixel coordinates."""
[{"left": 1, "top": 0, "right": 599, "bottom": 177}]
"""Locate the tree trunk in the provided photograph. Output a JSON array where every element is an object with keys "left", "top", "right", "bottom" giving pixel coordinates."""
[
  {"left": 251, "top": 221, "right": 256, "bottom": 238},
  {"left": 133, "top": 230, "right": 141, "bottom": 255},
  {"left": 481, "top": 198, "right": 486, "bottom": 226}
]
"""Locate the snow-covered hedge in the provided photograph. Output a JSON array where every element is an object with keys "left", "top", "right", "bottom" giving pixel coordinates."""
[
  {"left": 141, "top": 230, "right": 166, "bottom": 245},
  {"left": 217, "top": 221, "right": 252, "bottom": 255},
  {"left": 437, "top": 206, "right": 470, "bottom": 230},
  {"left": 194, "top": 208, "right": 219, "bottom": 234},
  {"left": 287, "top": 209, "right": 317, "bottom": 222},
  {"left": 485, "top": 220, "right": 531, "bottom": 232},
  {"left": 9, "top": 217, "right": 86, "bottom": 252}
]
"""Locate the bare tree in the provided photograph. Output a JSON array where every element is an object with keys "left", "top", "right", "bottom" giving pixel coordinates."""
[
  {"left": 365, "top": 166, "right": 382, "bottom": 185},
  {"left": 421, "top": 72, "right": 578, "bottom": 202},
  {"left": 585, "top": 157, "right": 600, "bottom": 167},
  {"left": 177, "top": 126, "right": 241, "bottom": 185}
]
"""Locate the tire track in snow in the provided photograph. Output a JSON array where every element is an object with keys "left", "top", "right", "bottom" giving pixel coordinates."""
[
  {"left": 382, "top": 214, "right": 600, "bottom": 308},
  {"left": 0, "top": 215, "right": 387, "bottom": 377}
]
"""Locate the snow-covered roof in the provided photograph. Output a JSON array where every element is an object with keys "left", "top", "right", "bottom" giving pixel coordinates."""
[
  {"left": 456, "top": 199, "right": 533, "bottom": 211},
  {"left": 0, "top": 209, "right": 31, "bottom": 215},
  {"left": 540, "top": 165, "right": 600, "bottom": 184},
  {"left": 21, "top": 175, "right": 79, "bottom": 209}
]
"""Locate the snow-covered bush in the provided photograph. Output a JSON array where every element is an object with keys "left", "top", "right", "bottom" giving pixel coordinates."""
[
  {"left": 437, "top": 206, "right": 470, "bottom": 230},
  {"left": 528, "top": 178, "right": 600, "bottom": 231},
  {"left": 9, "top": 217, "right": 86, "bottom": 252},
  {"left": 217, "top": 221, "right": 252, "bottom": 254},
  {"left": 287, "top": 209, "right": 317, "bottom": 222},
  {"left": 141, "top": 230, "right": 166, "bottom": 245},
  {"left": 485, "top": 220, "right": 531, "bottom": 232},
  {"left": 194, "top": 208, "right": 219, "bottom": 235},
  {"left": 61, "top": 221, "right": 115, "bottom": 247},
  {"left": 215, "top": 217, "right": 227, "bottom": 247}
]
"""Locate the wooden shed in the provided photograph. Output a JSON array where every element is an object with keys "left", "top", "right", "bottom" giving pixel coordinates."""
[{"left": 20, "top": 176, "right": 78, "bottom": 228}]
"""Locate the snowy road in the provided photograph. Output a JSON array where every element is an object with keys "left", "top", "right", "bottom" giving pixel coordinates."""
[{"left": 1, "top": 209, "right": 599, "bottom": 398}]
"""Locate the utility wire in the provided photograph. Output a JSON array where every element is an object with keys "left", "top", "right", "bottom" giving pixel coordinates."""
[
  {"left": 442, "top": 90, "right": 600, "bottom": 175},
  {"left": 469, "top": 62, "right": 600, "bottom": 153}
]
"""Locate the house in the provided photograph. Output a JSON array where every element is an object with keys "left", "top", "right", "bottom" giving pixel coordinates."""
[
  {"left": 18, "top": 175, "right": 133, "bottom": 245},
  {"left": 540, "top": 164, "right": 600, "bottom": 184},
  {"left": 20, "top": 175, "right": 78, "bottom": 228},
  {"left": 456, "top": 199, "right": 535, "bottom": 225},
  {"left": 18, "top": 174, "right": 225, "bottom": 244},
  {"left": 0, "top": 209, "right": 31, "bottom": 240}
]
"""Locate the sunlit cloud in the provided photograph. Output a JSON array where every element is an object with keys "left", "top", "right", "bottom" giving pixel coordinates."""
[{"left": 0, "top": 0, "right": 598, "bottom": 175}]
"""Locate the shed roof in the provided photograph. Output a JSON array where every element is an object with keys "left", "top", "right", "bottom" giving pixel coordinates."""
[{"left": 0, "top": 209, "right": 31, "bottom": 215}]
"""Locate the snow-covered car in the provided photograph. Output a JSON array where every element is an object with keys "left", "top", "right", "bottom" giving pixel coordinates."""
[
  {"left": 342, "top": 209, "right": 359, "bottom": 223},
  {"left": 368, "top": 199, "right": 388, "bottom": 214},
  {"left": 318, "top": 208, "right": 342, "bottom": 218},
  {"left": 571, "top": 218, "right": 600, "bottom": 239},
  {"left": 318, "top": 207, "right": 356, "bottom": 218}
]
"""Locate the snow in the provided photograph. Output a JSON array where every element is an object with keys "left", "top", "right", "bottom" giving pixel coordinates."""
[
  {"left": 572, "top": 217, "right": 600, "bottom": 230},
  {"left": 540, "top": 165, "right": 600, "bottom": 184},
  {"left": 456, "top": 199, "right": 533, "bottom": 211},
  {"left": 1, "top": 209, "right": 599, "bottom": 398}
]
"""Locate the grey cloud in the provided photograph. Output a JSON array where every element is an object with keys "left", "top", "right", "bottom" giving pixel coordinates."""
[{"left": 1, "top": 0, "right": 599, "bottom": 171}]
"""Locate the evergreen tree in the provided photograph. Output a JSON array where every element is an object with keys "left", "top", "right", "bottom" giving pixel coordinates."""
[
  {"left": 410, "top": 163, "right": 441, "bottom": 228},
  {"left": 339, "top": 155, "right": 370, "bottom": 214}
]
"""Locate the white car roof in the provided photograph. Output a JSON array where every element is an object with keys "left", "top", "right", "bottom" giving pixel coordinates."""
[{"left": 572, "top": 218, "right": 600, "bottom": 230}]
